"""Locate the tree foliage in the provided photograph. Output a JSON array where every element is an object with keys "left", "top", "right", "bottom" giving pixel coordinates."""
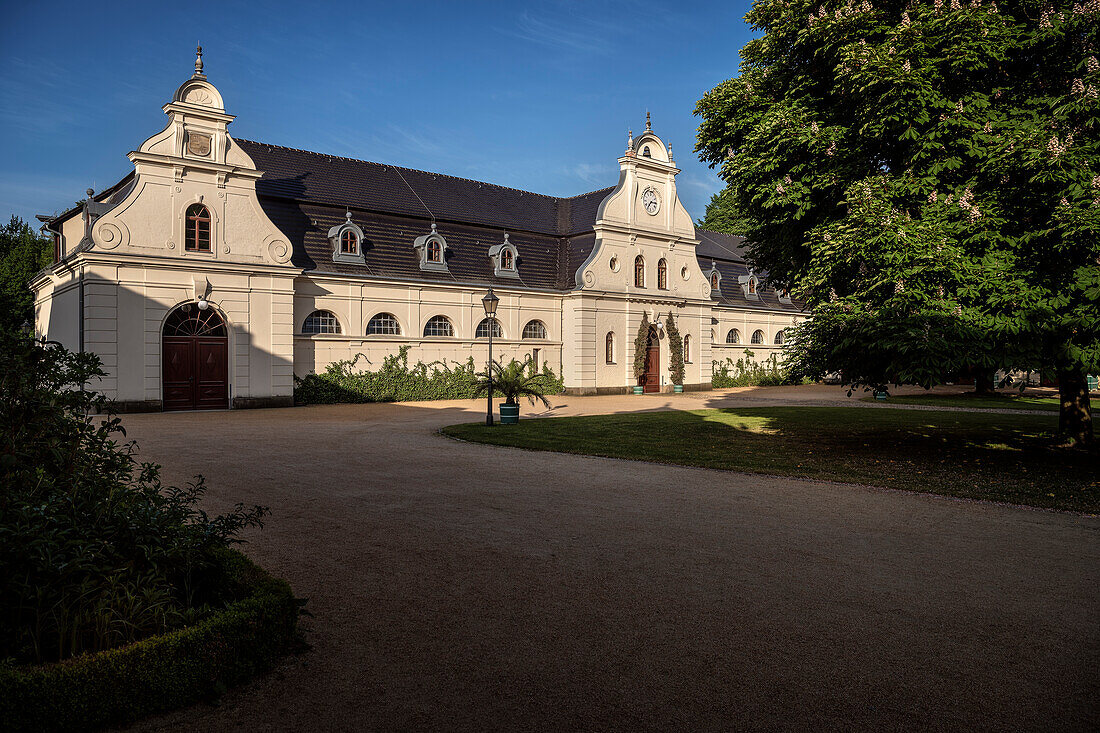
[
  {"left": 696, "top": 0, "right": 1099, "bottom": 444},
  {"left": 0, "top": 328, "right": 268, "bottom": 664},
  {"left": 0, "top": 216, "right": 52, "bottom": 331},
  {"left": 633, "top": 312, "right": 651, "bottom": 381},
  {"left": 666, "top": 313, "right": 686, "bottom": 385},
  {"left": 698, "top": 188, "right": 755, "bottom": 235}
]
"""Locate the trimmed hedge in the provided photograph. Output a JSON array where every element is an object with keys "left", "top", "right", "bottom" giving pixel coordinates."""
[
  {"left": 295, "top": 345, "right": 565, "bottom": 404},
  {"left": 0, "top": 549, "right": 301, "bottom": 732}
]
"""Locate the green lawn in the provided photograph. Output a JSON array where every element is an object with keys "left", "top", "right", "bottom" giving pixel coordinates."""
[
  {"left": 861, "top": 392, "right": 1061, "bottom": 412},
  {"left": 444, "top": 407, "right": 1099, "bottom": 513}
]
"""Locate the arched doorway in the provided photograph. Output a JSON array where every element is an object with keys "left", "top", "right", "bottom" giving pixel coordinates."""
[
  {"left": 162, "top": 303, "right": 228, "bottom": 410},
  {"left": 641, "top": 326, "right": 660, "bottom": 393}
]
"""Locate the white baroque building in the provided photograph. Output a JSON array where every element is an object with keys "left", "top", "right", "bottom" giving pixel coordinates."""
[{"left": 32, "top": 51, "right": 804, "bottom": 411}]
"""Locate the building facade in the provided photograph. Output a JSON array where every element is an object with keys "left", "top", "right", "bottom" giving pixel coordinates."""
[{"left": 33, "top": 52, "right": 804, "bottom": 410}]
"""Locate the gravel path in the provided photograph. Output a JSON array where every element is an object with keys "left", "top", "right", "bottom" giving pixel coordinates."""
[{"left": 124, "top": 385, "right": 1097, "bottom": 732}]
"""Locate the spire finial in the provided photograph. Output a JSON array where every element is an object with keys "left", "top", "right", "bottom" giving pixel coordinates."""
[
  {"left": 667, "top": 141, "right": 673, "bottom": 160},
  {"left": 194, "top": 44, "right": 205, "bottom": 78},
  {"left": 345, "top": 209, "right": 352, "bottom": 222},
  {"left": 645, "top": 110, "right": 651, "bottom": 131},
  {"left": 627, "top": 129, "right": 634, "bottom": 150}
]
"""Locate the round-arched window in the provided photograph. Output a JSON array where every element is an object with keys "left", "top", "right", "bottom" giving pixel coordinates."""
[
  {"left": 164, "top": 302, "right": 226, "bottom": 336},
  {"left": 634, "top": 255, "right": 645, "bottom": 288},
  {"left": 711, "top": 272, "right": 720, "bottom": 290},
  {"left": 657, "top": 259, "right": 668, "bottom": 290},
  {"left": 522, "top": 320, "right": 547, "bottom": 339},
  {"left": 303, "top": 310, "right": 341, "bottom": 334},
  {"left": 605, "top": 332, "right": 615, "bottom": 364},
  {"left": 185, "top": 204, "right": 211, "bottom": 252},
  {"left": 475, "top": 318, "right": 503, "bottom": 339},
  {"left": 340, "top": 230, "right": 358, "bottom": 254},
  {"left": 751, "top": 329, "right": 765, "bottom": 345},
  {"left": 366, "top": 312, "right": 400, "bottom": 335},
  {"left": 774, "top": 330, "right": 785, "bottom": 345},
  {"left": 726, "top": 328, "right": 741, "bottom": 344},
  {"left": 427, "top": 240, "right": 443, "bottom": 262},
  {"left": 500, "top": 249, "right": 514, "bottom": 270},
  {"left": 683, "top": 334, "right": 692, "bottom": 363},
  {"left": 423, "top": 315, "right": 454, "bottom": 337}
]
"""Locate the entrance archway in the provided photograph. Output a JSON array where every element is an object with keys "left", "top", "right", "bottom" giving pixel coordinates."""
[
  {"left": 641, "top": 326, "right": 660, "bottom": 393},
  {"left": 162, "top": 303, "right": 229, "bottom": 410}
]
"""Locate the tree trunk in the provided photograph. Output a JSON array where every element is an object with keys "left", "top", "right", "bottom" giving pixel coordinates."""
[
  {"left": 1056, "top": 367, "right": 1094, "bottom": 447},
  {"left": 974, "top": 371, "right": 995, "bottom": 395}
]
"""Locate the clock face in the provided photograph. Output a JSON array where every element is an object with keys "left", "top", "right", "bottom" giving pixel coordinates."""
[{"left": 641, "top": 187, "right": 659, "bottom": 215}]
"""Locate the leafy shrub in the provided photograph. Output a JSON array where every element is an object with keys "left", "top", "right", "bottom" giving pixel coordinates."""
[
  {"left": 0, "top": 548, "right": 300, "bottom": 733},
  {"left": 0, "top": 328, "right": 271, "bottom": 665},
  {"left": 294, "top": 345, "right": 565, "bottom": 404},
  {"left": 666, "top": 314, "right": 685, "bottom": 385},
  {"left": 711, "top": 350, "right": 791, "bottom": 388}
]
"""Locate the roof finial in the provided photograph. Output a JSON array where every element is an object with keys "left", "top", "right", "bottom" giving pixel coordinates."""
[
  {"left": 345, "top": 209, "right": 352, "bottom": 222},
  {"left": 645, "top": 110, "right": 651, "bottom": 131},
  {"left": 667, "top": 141, "right": 673, "bottom": 161},
  {"left": 627, "top": 129, "right": 634, "bottom": 150},
  {"left": 194, "top": 44, "right": 205, "bottom": 78}
]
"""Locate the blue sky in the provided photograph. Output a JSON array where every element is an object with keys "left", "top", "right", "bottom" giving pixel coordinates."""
[{"left": 0, "top": 0, "right": 754, "bottom": 226}]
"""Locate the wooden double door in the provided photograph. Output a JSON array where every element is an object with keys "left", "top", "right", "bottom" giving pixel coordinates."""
[{"left": 162, "top": 304, "right": 229, "bottom": 411}]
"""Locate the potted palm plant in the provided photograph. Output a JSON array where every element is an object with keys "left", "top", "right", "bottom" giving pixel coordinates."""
[{"left": 475, "top": 357, "right": 551, "bottom": 424}]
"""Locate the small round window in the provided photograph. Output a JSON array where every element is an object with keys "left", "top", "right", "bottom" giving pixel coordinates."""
[{"left": 609, "top": 256, "right": 620, "bottom": 272}]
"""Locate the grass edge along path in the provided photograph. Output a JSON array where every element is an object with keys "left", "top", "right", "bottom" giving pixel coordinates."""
[
  {"left": 861, "top": 393, "right": 1061, "bottom": 412},
  {"left": 443, "top": 406, "right": 1098, "bottom": 513}
]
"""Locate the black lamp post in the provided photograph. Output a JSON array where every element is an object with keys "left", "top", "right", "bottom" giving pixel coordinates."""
[{"left": 482, "top": 287, "right": 499, "bottom": 426}]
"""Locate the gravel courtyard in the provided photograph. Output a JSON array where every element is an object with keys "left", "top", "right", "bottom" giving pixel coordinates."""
[{"left": 126, "top": 386, "right": 1099, "bottom": 731}]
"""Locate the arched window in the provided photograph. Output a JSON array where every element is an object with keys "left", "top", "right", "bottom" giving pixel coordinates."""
[
  {"left": 164, "top": 303, "right": 226, "bottom": 336},
  {"left": 340, "top": 229, "right": 358, "bottom": 254},
  {"left": 642, "top": 145, "right": 652, "bottom": 157},
  {"left": 185, "top": 204, "right": 211, "bottom": 252},
  {"left": 634, "top": 255, "right": 645, "bottom": 288},
  {"left": 748, "top": 278, "right": 757, "bottom": 295},
  {"left": 303, "top": 310, "right": 341, "bottom": 334},
  {"left": 475, "top": 318, "right": 503, "bottom": 339},
  {"left": 683, "top": 334, "right": 692, "bottom": 363},
  {"left": 657, "top": 259, "right": 668, "bottom": 290},
  {"left": 423, "top": 315, "right": 454, "bottom": 337},
  {"left": 522, "top": 320, "right": 547, "bottom": 339},
  {"left": 427, "top": 240, "right": 443, "bottom": 262},
  {"left": 726, "top": 328, "right": 741, "bottom": 344},
  {"left": 774, "top": 329, "right": 785, "bottom": 345},
  {"left": 711, "top": 272, "right": 720, "bottom": 290},
  {"left": 751, "top": 329, "right": 765, "bottom": 345},
  {"left": 605, "top": 332, "right": 615, "bottom": 364},
  {"left": 500, "top": 248, "right": 514, "bottom": 270},
  {"left": 366, "top": 312, "right": 400, "bottom": 335}
]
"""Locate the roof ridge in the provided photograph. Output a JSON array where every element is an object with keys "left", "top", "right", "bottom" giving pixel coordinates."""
[{"left": 236, "top": 138, "right": 611, "bottom": 203}]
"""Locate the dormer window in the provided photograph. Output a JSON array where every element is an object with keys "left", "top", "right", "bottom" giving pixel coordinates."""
[
  {"left": 414, "top": 223, "right": 449, "bottom": 272},
  {"left": 341, "top": 230, "right": 356, "bottom": 254},
  {"left": 328, "top": 211, "right": 365, "bottom": 264},
  {"left": 738, "top": 269, "right": 761, "bottom": 299},
  {"left": 707, "top": 261, "right": 722, "bottom": 296},
  {"left": 778, "top": 288, "right": 792, "bottom": 305},
  {"left": 489, "top": 232, "right": 520, "bottom": 279}
]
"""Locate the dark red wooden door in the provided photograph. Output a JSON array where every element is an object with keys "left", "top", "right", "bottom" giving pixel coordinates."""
[
  {"left": 644, "top": 344, "right": 661, "bottom": 393},
  {"left": 163, "top": 336, "right": 228, "bottom": 410},
  {"left": 163, "top": 338, "right": 196, "bottom": 410}
]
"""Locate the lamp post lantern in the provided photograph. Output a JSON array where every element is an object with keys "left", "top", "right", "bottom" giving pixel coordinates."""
[{"left": 481, "top": 287, "right": 499, "bottom": 426}]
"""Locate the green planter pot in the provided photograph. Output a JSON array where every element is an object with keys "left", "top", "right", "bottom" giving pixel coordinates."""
[
  {"left": 673, "top": 384, "right": 684, "bottom": 393},
  {"left": 873, "top": 390, "right": 888, "bottom": 401},
  {"left": 633, "top": 385, "right": 644, "bottom": 395},
  {"left": 499, "top": 403, "right": 520, "bottom": 424}
]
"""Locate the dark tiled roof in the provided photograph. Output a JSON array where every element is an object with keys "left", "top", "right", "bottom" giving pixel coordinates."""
[
  {"left": 695, "top": 229, "right": 804, "bottom": 313},
  {"left": 237, "top": 139, "right": 612, "bottom": 238},
  {"left": 238, "top": 138, "right": 615, "bottom": 290}
]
